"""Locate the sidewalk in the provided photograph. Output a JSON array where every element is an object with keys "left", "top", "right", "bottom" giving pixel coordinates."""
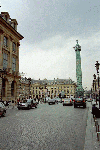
[{"left": 84, "top": 102, "right": 100, "bottom": 150}]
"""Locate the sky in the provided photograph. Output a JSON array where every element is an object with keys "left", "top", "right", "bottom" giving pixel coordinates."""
[{"left": 0, "top": 0, "right": 100, "bottom": 90}]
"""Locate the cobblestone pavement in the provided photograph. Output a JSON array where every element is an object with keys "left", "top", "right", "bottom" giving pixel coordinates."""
[{"left": 0, "top": 103, "right": 88, "bottom": 150}]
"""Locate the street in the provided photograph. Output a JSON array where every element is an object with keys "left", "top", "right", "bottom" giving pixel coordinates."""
[{"left": 0, "top": 103, "right": 88, "bottom": 150}]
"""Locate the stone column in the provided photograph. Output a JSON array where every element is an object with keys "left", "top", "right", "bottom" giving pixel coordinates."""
[
  {"left": 7, "top": 79, "right": 12, "bottom": 101},
  {"left": 16, "top": 42, "right": 20, "bottom": 72},
  {"left": 16, "top": 80, "right": 20, "bottom": 100},
  {"left": 0, "top": 77, "right": 2, "bottom": 100},
  {"left": 0, "top": 29, "right": 4, "bottom": 69},
  {"left": 9, "top": 36, "right": 13, "bottom": 73}
]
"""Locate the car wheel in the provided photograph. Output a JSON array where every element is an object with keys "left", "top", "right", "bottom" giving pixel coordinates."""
[
  {"left": 48, "top": 102, "right": 50, "bottom": 105},
  {"left": 83, "top": 105, "right": 86, "bottom": 108},
  {"left": 63, "top": 104, "right": 65, "bottom": 106},
  {"left": 18, "top": 108, "right": 20, "bottom": 110},
  {"left": 74, "top": 105, "right": 76, "bottom": 108},
  {"left": 35, "top": 106, "right": 37, "bottom": 108},
  {"left": 27, "top": 106, "right": 30, "bottom": 109}
]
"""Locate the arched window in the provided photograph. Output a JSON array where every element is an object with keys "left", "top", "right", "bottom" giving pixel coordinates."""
[
  {"left": 11, "top": 81, "right": 14, "bottom": 96},
  {"left": 2, "top": 78, "right": 5, "bottom": 97}
]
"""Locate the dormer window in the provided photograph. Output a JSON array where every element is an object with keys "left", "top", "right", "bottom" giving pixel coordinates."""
[
  {"left": 14, "top": 22, "right": 16, "bottom": 29},
  {"left": 5, "top": 15, "right": 7, "bottom": 21},
  {"left": 12, "top": 42, "right": 16, "bottom": 51},
  {"left": 4, "top": 36, "right": 8, "bottom": 47}
]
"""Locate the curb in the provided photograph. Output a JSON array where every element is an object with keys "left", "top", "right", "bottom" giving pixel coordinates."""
[{"left": 84, "top": 104, "right": 100, "bottom": 150}]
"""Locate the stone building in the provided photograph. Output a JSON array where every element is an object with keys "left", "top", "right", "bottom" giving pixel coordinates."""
[
  {"left": 0, "top": 12, "right": 24, "bottom": 104},
  {"left": 18, "top": 77, "right": 31, "bottom": 101},
  {"left": 31, "top": 78, "right": 76, "bottom": 100}
]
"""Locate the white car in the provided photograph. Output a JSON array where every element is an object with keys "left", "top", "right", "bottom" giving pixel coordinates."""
[
  {"left": 17, "top": 100, "right": 29, "bottom": 110},
  {"left": 0, "top": 102, "right": 6, "bottom": 117},
  {"left": 55, "top": 97, "right": 61, "bottom": 103},
  {"left": 63, "top": 98, "right": 73, "bottom": 106},
  {"left": 45, "top": 97, "right": 51, "bottom": 102}
]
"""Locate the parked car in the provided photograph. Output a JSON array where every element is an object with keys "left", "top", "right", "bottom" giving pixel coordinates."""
[
  {"left": 55, "top": 97, "right": 61, "bottom": 103},
  {"left": 63, "top": 98, "right": 73, "bottom": 106},
  {"left": 48, "top": 98, "right": 56, "bottom": 105},
  {"left": 27, "top": 99, "right": 37, "bottom": 108},
  {"left": 0, "top": 102, "right": 6, "bottom": 117},
  {"left": 74, "top": 97, "right": 86, "bottom": 108},
  {"left": 17, "top": 99, "right": 37, "bottom": 110},
  {"left": 45, "top": 97, "right": 51, "bottom": 103}
]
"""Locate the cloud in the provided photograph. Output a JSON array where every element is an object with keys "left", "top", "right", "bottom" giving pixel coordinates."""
[{"left": 19, "top": 34, "right": 76, "bottom": 80}]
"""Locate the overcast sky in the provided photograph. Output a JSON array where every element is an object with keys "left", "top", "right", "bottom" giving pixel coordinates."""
[{"left": 1, "top": 0, "right": 100, "bottom": 90}]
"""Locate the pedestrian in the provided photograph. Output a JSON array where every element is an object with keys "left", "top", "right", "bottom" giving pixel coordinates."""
[
  {"left": 92, "top": 104, "right": 99, "bottom": 118},
  {"left": 38, "top": 98, "right": 39, "bottom": 104}
]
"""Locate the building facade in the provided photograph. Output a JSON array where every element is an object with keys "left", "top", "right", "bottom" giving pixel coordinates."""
[
  {"left": 31, "top": 78, "right": 76, "bottom": 100},
  {"left": 92, "top": 76, "right": 100, "bottom": 99},
  {"left": 0, "top": 12, "right": 24, "bottom": 104}
]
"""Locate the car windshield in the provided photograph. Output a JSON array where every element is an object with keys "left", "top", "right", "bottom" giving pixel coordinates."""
[
  {"left": 27, "top": 99, "right": 34, "bottom": 102},
  {"left": 64, "top": 99, "right": 70, "bottom": 101},
  {"left": 20, "top": 100, "right": 27, "bottom": 103}
]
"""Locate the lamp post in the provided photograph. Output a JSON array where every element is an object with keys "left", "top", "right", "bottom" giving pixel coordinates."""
[
  {"left": 93, "top": 74, "right": 97, "bottom": 104},
  {"left": 95, "top": 61, "right": 100, "bottom": 109}
]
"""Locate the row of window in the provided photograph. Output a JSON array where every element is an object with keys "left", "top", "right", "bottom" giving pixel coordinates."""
[
  {"left": 33, "top": 90, "right": 73, "bottom": 94},
  {"left": 4, "top": 36, "right": 16, "bottom": 51},
  {"left": 3, "top": 53, "right": 16, "bottom": 71},
  {"left": 33, "top": 86, "right": 73, "bottom": 90}
]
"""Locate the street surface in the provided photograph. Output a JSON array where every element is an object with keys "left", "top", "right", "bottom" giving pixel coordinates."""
[{"left": 0, "top": 103, "right": 88, "bottom": 150}]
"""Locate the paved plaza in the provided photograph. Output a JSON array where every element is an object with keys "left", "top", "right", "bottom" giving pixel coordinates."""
[{"left": 0, "top": 102, "right": 88, "bottom": 150}]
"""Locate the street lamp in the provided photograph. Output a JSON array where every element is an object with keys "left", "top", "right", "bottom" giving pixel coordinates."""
[
  {"left": 95, "top": 61, "right": 100, "bottom": 109},
  {"left": 93, "top": 74, "right": 97, "bottom": 103}
]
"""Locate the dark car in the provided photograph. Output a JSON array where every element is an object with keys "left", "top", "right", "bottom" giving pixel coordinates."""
[
  {"left": 0, "top": 102, "right": 6, "bottom": 117},
  {"left": 74, "top": 97, "right": 86, "bottom": 108},
  {"left": 27, "top": 99, "right": 38, "bottom": 108}
]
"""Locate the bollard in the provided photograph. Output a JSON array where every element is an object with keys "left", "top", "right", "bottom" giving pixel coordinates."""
[
  {"left": 98, "top": 125, "right": 99, "bottom": 132},
  {"left": 96, "top": 125, "right": 99, "bottom": 132},
  {"left": 95, "top": 120, "right": 98, "bottom": 126},
  {"left": 97, "top": 132, "right": 100, "bottom": 141},
  {"left": 94, "top": 115, "right": 96, "bottom": 122}
]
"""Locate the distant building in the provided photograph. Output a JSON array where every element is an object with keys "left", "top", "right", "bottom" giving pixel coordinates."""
[
  {"left": 18, "top": 77, "right": 31, "bottom": 100},
  {"left": 0, "top": 12, "right": 24, "bottom": 104},
  {"left": 31, "top": 78, "right": 76, "bottom": 99}
]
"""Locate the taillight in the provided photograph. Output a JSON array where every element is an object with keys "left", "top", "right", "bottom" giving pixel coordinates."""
[
  {"left": 70, "top": 100, "right": 71, "bottom": 102},
  {"left": 74, "top": 100, "right": 75, "bottom": 102},
  {"left": 83, "top": 100, "right": 85, "bottom": 102}
]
